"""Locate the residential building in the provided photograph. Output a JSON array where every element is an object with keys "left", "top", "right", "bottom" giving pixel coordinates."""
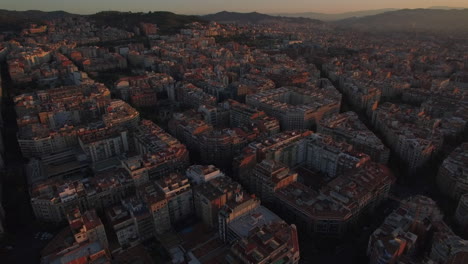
[
  {"left": 245, "top": 130, "right": 312, "bottom": 168},
  {"left": 275, "top": 162, "right": 394, "bottom": 235},
  {"left": 122, "top": 198, "right": 156, "bottom": 241},
  {"left": 226, "top": 221, "right": 300, "bottom": 264},
  {"left": 437, "top": 143, "right": 468, "bottom": 200},
  {"left": 318, "top": 111, "right": 390, "bottom": 164},
  {"left": 306, "top": 133, "right": 370, "bottom": 178},
  {"left": 78, "top": 127, "right": 129, "bottom": 163},
  {"left": 41, "top": 241, "right": 111, "bottom": 264},
  {"left": 121, "top": 156, "right": 149, "bottom": 187},
  {"left": 186, "top": 164, "right": 225, "bottom": 185},
  {"left": 246, "top": 84, "right": 341, "bottom": 131},
  {"left": 138, "top": 181, "right": 171, "bottom": 235},
  {"left": 455, "top": 194, "right": 468, "bottom": 233},
  {"left": 102, "top": 100, "right": 140, "bottom": 129},
  {"left": 156, "top": 173, "right": 193, "bottom": 224},
  {"left": 248, "top": 160, "right": 297, "bottom": 205},
  {"left": 367, "top": 196, "right": 444, "bottom": 264},
  {"left": 176, "top": 82, "right": 217, "bottom": 109},
  {"left": 67, "top": 208, "right": 109, "bottom": 248},
  {"left": 198, "top": 129, "right": 250, "bottom": 169},
  {"left": 371, "top": 103, "right": 444, "bottom": 171},
  {"left": 30, "top": 168, "right": 135, "bottom": 222},
  {"left": 106, "top": 205, "right": 139, "bottom": 248},
  {"left": 219, "top": 195, "right": 283, "bottom": 243},
  {"left": 193, "top": 175, "right": 242, "bottom": 229}
]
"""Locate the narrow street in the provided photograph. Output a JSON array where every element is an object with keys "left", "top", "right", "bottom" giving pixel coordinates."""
[{"left": 0, "top": 63, "right": 65, "bottom": 263}]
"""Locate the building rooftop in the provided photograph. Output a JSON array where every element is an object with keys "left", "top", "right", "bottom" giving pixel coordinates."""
[
  {"left": 135, "top": 119, "right": 181, "bottom": 151},
  {"left": 186, "top": 164, "right": 225, "bottom": 184},
  {"left": 246, "top": 85, "right": 341, "bottom": 114},
  {"left": 228, "top": 205, "right": 282, "bottom": 239},
  {"left": 248, "top": 130, "right": 312, "bottom": 154},
  {"left": 229, "top": 221, "right": 299, "bottom": 264},
  {"left": 156, "top": 173, "right": 191, "bottom": 197},
  {"left": 441, "top": 143, "right": 468, "bottom": 183},
  {"left": 30, "top": 168, "right": 133, "bottom": 204},
  {"left": 319, "top": 111, "right": 388, "bottom": 151},
  {"left": 254, "top": 159, "right": 296, "bottom": 184},
  {"left": 45, "top": 241, "right": 109, "bottom": 264}
]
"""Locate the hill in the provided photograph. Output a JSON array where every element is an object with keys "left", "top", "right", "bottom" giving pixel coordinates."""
[
  {"left": 0, "top": 10, "right": 206, "bottom": 34},
  {"left": 335, "top": 9, "right": 468, "bottom": 33},
  {"left": 0, "top": 9, "right": 74, "bottom": 31},
  {"left": 89, "top": 11, "right": 207, "bottom": 34},
  {"left": 428, "top": 6, "right": 467, "bottom": 10},
  {"left": 201, "top": 11, "right": 322, "bottom": 24},
  {"left": 272, "top": 8, "right": 398, "bottom": 21}
]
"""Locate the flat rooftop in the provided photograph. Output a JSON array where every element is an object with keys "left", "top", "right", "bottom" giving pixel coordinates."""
[{"left": 228, "top": 205, "right": 282, "bottom": 239}]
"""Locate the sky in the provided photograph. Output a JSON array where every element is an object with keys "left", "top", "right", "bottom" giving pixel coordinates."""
[{"left": 1, "top": 0, "right": 468, "bottom": 14}]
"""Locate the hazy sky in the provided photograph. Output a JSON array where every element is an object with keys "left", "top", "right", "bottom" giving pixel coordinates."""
[{"left": 2, "top": 0, "right": 468, "bottom": 14}]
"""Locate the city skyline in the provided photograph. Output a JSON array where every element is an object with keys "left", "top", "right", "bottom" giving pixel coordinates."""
[
  {"left": 1, "top": 2, "right": 467, "bottom": 264},
  {"left": 1, "top": 0, "right": 468, "bottom": 14}
]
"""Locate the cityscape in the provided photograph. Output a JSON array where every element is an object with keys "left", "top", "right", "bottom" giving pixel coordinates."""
[{"left": 0, "top": 2, "right": 467, "bottom": 264}]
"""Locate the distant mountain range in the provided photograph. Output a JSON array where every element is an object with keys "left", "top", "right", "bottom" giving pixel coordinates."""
[
  {"left": 1, "top": 8, "right": 468, "bottom": 34},
  {"left": 201, "top": 9, "right": 468, "bottom": 33},
  {"left": 271, "top": 8, "right": 398, "bottom": 21},
  {"left": 272, "top": 6, "right": 466, "bottom": 21},
  {"left": 428, "top": 6, "right": 467, "bottom": 10},
  {"left": 201, "top": 11, "right": 323, "bottom": 25},
  {"left": 335, "top": 8, "right": 468, "bottom": 33}
]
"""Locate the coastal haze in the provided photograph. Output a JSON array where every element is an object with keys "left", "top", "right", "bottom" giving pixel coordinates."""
[
  {"left": 0, "top": 1, "right": 467, "bottom": 264},
  {"left": 1, "top": 0, "right": 468, "bottom": 14}
]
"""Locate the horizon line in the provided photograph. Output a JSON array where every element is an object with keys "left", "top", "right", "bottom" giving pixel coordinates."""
[{"left": 1, "top": 6, "right": 467, "bottom": 16}]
